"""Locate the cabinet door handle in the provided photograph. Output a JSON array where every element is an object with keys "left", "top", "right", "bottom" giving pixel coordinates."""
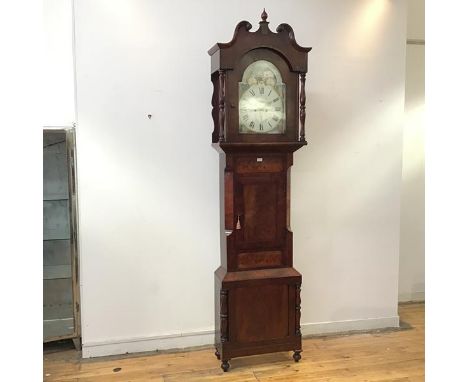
[{"left": 236, "top": 215, "right": 242, "bottom": 230}]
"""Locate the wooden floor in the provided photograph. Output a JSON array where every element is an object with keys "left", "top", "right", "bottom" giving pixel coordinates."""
[{"left": 44, "top": 303, "right": 424, "bottom": 381}]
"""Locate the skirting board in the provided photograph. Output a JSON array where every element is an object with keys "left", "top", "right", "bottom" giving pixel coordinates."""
[
  {"left": 398, "top": 291, "right": 425, "bottom": 303},
  {"left": 301, "top": 315, "right": 399, "bottom": 336},
  {"left": 82, "top": 329, "right": 215, "bottom": 358},
  {"left": 82, "top": 315, "right": 399, "bottom": 358}
]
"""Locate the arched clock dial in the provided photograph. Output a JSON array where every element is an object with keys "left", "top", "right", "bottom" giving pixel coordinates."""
[{"left": 238, "top": 60, "right": 286, "bottom": 134}]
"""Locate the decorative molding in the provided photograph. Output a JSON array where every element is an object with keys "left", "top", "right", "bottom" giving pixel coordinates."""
[
  {"left": 208, "top": 10, "right": 311, "bottom": 59},
  {"left": 208, "top": 21, "right": 252, "bottom": 54},
  {"left": 298, "top": 73, "right": 306, "bottom": 142},
  {"left": 218, "top": 70, "right": 226, "bottom": 142},
  {"left": 295, "top": 283, "right": 302, "bottom": 336},
  {"left": 276, "top": 23, "right": 312, "bottom": 53},
  {"left": 211, "top": 74, "right": 218, "bottom": 142},
  {"left": 220, "top": 289, "right": 229, "bottom": 343}
]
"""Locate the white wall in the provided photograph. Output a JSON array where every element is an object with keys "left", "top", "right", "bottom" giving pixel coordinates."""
[
  {"left": 43, "top": 0, "right": 75, "bottom": 127},
  {"left": 399, "top": 0, "right": 425, "bottom": 302},
  {"left": 73, "top": 0, "right": 407, "bottom": 357}
]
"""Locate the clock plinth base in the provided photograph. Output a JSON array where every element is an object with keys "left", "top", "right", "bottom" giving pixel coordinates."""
[{"left": 214, "top": 267, "right": 302, "bottom": 370}]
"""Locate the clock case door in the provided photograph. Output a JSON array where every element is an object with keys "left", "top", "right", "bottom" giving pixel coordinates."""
[
  {"left": 226, "top": 153, "right": 293, "bottom": 271},
  {"left": 228, "top": 49, "right": 298, "bottom": 143},
  {"left": 235, "top": 172, "right": 285, "bottom": 261}
]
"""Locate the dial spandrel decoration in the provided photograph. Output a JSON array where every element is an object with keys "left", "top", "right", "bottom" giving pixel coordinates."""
[{"left": 238, "top": 60, "right": 286, "bottom": 134}]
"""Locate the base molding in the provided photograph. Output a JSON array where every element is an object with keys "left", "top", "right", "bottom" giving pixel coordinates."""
[
  {"left": 398, "top": 291, "right": 425, "bottom": 303},
  {"left": 301, "top": 315, "right": 400, "bottom": 336},
  {"left": 82, "top": 330, "right": 214, "bottom": 358},
  {"left": 82, "top": 315, "right": 400, "bottom": 358}
]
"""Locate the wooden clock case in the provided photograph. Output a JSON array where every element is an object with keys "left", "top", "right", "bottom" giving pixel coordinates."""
[{"left": 208, "top": 10, "right": 311, "bottom": 372}]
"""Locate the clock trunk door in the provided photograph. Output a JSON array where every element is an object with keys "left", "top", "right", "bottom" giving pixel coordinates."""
[{"left": 234, "top": 172, "right": 286, "bottom": 270}]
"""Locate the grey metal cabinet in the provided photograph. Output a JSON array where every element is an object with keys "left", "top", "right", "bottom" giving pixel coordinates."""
[{"left": 43, "top": 129, "right": 80, "bottom": 345}]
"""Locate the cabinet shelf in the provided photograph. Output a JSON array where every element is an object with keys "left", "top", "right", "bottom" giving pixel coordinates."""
[
  {"left": 44, "top": 265, "right": 72, "bottom": 280},
  {"left": 43, "top": 236, "right": 71, "bottom": 241}
]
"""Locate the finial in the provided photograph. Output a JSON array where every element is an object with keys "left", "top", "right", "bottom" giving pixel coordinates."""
[{"left": 261, "top": 8, "right": 268, "bottom": 22}]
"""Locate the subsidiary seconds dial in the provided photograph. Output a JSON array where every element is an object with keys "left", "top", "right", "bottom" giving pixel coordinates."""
[{"left": 239, "top": 84, "right": 284, "bottom": 133}]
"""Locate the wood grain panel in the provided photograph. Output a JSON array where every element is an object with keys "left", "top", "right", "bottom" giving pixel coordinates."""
[
  {"left": 238, "top": 251, "right": 282, "bottom": 269},
  {"left": 233, "top": 284, "right": 289, "bottom": 343},
  {"left": 243, "top": 182, "right": 277, "bottom": 243},
  {"left": 236, "top": 156, "right": 283, "bottom": 173}
]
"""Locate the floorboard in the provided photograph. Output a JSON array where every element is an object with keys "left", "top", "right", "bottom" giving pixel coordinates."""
[{"left": 44, "top": 303, "right": 424, "bottom": 381}]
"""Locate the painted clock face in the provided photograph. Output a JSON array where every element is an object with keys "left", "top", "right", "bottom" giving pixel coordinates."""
[{"left": 238, "top": 60, "right": 286, "bottom": 134}]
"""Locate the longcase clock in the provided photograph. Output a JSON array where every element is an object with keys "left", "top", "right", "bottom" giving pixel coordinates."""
[{"left": 208, "top": 10, "right": 311, "bottom": 372}]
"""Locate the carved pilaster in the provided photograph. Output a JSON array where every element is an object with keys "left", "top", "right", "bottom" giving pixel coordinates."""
[
  {"left": 211, "top": 74, "right": 219, "bottom": 143},
  {"left": 295, "top": 283, "right": 302, "bottom": 336},
  {"left": 220, "top": 289, "right": 229, "bottom": 342},
  {"left": 218, "top": 70, "right": 226, "bottom": 142},
  {"left": 299, "top": 73, "right": 306, "bottom": 142}
]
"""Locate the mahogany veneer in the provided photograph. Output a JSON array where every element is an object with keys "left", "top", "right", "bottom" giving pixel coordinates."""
[{"left": 209, "top": 10, "right": 311, "bottom": 372}]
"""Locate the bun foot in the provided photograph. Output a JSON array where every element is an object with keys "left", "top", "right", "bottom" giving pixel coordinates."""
[
  {"left": 221, "top": 360, "right": 230, "bottom": 372},
  {"left": 293, "top": 350, "right": 302, "bottom": 362},
  {"left": 214, "top": 349, "right": 220, "bottom": 360}
]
